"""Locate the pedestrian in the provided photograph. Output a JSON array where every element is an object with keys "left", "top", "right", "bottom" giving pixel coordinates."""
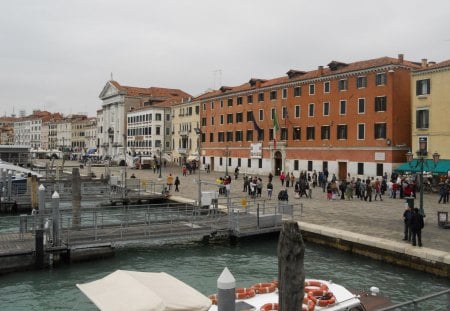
[
  {"left": 280, "top": 171, "right": 286, "bottom": 186},
  {"left": 234, "top": 167, "right": 239, "bottom": 180},
  {"left": 174, "top": 176, "right": 180, "bottom": 192},
  {"left": 268, "top": 172, "right": 273, "bottom": 183},
  {"left": 130, "top": 173, "right": 136, "bottom": 179},
  {"left": 182, "top": 166, "right": 187, "bottom": 176},
  {"left": 267, "top": 181, "right": 273, "bottom": 199},
  {"left": 438, "top": 183, "right": 446, "bottom": 203},
  {"left": 166, "top": 173, "right": 174, "bottom": 190},
  {"left": 290, "top": 172, "right": 295, "bottom": 188},
  {"left": 410, "top": 208, "right": 424, "bottom": 247},
  {"left": 374, "top": 178, "right": 383, "bottom": 201},
  {"left": 402, "top": 205, "right": 412, "bottom": 241},
  {"left": 256, "top": 178, "right": 263, "bottom": 197}
]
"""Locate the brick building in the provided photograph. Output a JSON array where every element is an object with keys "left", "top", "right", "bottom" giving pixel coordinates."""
[{"left": 198, "top": 54, "right": 421, "bottom": 179}]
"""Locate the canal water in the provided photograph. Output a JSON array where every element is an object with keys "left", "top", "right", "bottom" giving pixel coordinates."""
[{"left": 0, "top": 234, "right": 448, "bottom": 310}]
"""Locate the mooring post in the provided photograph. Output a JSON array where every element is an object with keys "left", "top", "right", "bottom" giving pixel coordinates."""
[
  {"left": 38, "top": 184, "right": 46, "bottom": 228},
  {"left": 7, "top": 170, "right": 12, "bottom": 201},
  {"left": 31, "top": 175, "right": 38, "bottom": 210},
  {"left": 217, "top": 267, "right": 236, "bottom": 311},
  {"left": 35, "top": 228, "right": 44, "bottom": 269},
  {"left": 52, "top": 191, "right": 60, "bottom": 247},
  {"left": 278, "top": 221, "right": 305, "bottom": 311},
  {"left": 72, "top": 168, "right": 81, "bottom": 228},
  {"left": 1, "top": 169, "right": 6, "bottom": 201}
]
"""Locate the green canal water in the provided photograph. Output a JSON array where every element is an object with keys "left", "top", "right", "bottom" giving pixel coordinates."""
[{"left": 0, "top": 235, "right": 448, "bottom": 310}]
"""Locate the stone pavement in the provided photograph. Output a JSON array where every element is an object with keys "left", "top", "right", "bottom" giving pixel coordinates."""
[{"left": 51, "top": 161, "right": 450, "bottom": 269}]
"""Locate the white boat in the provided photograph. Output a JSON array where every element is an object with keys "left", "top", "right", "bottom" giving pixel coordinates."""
[{"left": 208, "top": 279, "right": 370, "bottom": 311}]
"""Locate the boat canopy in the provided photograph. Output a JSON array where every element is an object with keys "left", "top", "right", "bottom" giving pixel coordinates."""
[{"left": 77, "top": 270, "right": 211, "bottom": 311}]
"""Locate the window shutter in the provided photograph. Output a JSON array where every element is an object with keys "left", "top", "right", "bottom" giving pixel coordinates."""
[
  {"left": 416, "top": 80, "right": 420, "bottom": 95},
  {"left": 426, "top": 79, "right": 431, "bottom": 94}
]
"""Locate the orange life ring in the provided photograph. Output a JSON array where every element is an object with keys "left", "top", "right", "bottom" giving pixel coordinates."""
[
  {"left": 302, "top": 297, "right": 315, "bottom": 311},
  {"left": 304, "top": 281, "right": 329, "bottom": 293},
  {"left": 260, "top": 303, "right": 278, "bottom": 311},
  {"left": 235, "top": 287, "right": 256, "bottom": 299},
  {"left": 208, "top": 294, "right": 218, "bottom": 305},
  {"left": 252, "top": 282, "right": 277, "bottom": 294},
  {"left": 308, "top": 290, "right": 336, "bottom": 307}
]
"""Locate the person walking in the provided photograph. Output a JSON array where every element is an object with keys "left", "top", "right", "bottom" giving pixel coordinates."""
[
  {"left": 280, "top": 171, "right": 286, "bottom": 186},
  {"left": 438, "top": 183, "right": 447, "bottom": 203},
  {"left": 374, "top": 178, "right": 383, "bottom": 201},
  {"left": 174, "top": 176, "right": 180, "bottom": 192},
  {"left": 166, "top": 173, "right": 174, "bottom": 190},
  {"left": 267, "top": 181, "right": 273, "bottom": 199},
  {"left": 410, "top": 208, "right": 424, "bottom": 247}
]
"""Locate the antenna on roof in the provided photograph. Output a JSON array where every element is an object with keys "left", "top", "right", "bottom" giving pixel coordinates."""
[
  {"left": 213, "top": 69, "right": 222, "bottom": 89},
  {"left": 110, "top": 72, "right": 114, "bottom": 81}
]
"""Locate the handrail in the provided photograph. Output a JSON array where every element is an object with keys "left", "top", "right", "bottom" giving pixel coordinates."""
[{"left": 376, "top": 288, "right": 450, "bottom": 310}]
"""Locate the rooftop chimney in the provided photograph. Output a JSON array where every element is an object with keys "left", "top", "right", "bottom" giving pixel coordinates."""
[
  {"left": 318, "top": 66, "right": 324, "bottom": 75},
  {"left": 398, "top": 54, "right": 404, "bottom": 63},
  {"left": 421, "top": 58, "right": 428, "bottom": 68}
]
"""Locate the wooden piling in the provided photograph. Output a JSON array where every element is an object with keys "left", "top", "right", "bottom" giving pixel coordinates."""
[
  {"left": 72, "top": 168, "right": 81, "bottom": 228},
  {"left": 278, "top": 221, "right": 305, "bottom": 311}
]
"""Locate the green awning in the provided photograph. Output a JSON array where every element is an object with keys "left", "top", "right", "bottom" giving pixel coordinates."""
[{"left": 394, "top": 159, "right": 450, "bottom": 175}]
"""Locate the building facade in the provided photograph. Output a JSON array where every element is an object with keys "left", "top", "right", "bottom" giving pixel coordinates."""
[{"left": 198, "top": 55, "right": 420, "bottom": 179}]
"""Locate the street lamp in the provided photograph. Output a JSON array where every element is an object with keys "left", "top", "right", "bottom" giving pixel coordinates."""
[
  {"left": 158, "top": 148, "right": 162, "bottom": 179},
  {"left": 225, "top": 144, "right": 229, "bottom": 176},
  {"left": 406, "top": 149, "right": 440, "bottom": 217},
  {"left": 194, "top": 128, "right": 202, "bottom": 208}
]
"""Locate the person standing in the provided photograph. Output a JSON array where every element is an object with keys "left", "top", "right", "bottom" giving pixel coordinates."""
[
  {"left": 182, "top": 166, "right": 187, "bottom": 176},
  {"left": 280, "top": 171, "right": 286, "bottom": 186},
  {"left": 267, "top": 181, "right": 273, "bottom": 199},
  {"left": 374, "top": 178, "right": 383, "bottom": 201},
  {"left": 166, "top": 173, "right": 174, "bottom": 190},
  {"left": 438, "top": 183, "right": 447, "bottom": 203},
  {"left": 174, "top": 176, "right": 180, "bottom": 192},
  {"left": 410, "top": 208, "right": 424, "bottom": 247},
  {"left": 402, "top": 205, "right": 412, "bottom": 241}
]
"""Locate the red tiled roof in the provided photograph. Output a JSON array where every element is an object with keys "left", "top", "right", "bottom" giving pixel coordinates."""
[
  {"left": 194, "top": 56, "right": 421, "bottom": 100},
  {"left": 110, "top": 80, "right": 191, "bottom": 98},
  {"left": 414, "top": 59, "right": 450, "bottom": 72}
]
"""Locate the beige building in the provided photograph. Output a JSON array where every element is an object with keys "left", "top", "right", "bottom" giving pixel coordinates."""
[
  {"left": 171, "top": 99, "right": 201, "bottom": 165},
  {"left": 411, "top": 59, "right": 450, "bottom": 164}
]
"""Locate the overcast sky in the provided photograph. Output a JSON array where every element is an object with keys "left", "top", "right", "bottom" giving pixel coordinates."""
[{"left": 1, "top": 0, "right": 449, "bottom": 117}]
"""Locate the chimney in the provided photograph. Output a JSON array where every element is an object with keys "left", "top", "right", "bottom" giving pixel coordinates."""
[
  {"left": 398, "top": 54, "right": 404, "bottom": 63},
  {"left": 421, "top": 59, "right": 428, "bottom": 68},
  {"left": 318, "top": 66, "right": 324, "bottom": 75}
]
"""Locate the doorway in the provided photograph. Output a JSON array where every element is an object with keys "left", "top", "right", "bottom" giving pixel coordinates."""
[
  {"left": 274, "top": 151, "right": 282, "bottom": 176},
  {"left": 338, "top": 162, "right": 347, "bottom": 181},
  {"left": 210, "top": 157, "right": 214, "bottom": 171}
]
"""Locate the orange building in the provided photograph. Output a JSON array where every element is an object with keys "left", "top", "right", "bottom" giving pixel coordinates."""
[{"left": 198, "top": 54, "right": 421, "bottom": 180}]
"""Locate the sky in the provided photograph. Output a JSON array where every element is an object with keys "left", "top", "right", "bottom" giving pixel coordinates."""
[{"left": 1, "top": 0, "right": 449, "bottom": 118}]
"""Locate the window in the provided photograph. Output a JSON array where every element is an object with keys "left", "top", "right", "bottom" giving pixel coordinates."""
[
  {"left": 339, "top": 100, "right": 347, "bottom": 115},
  {"left": 210, "top": 101, "right": 214, "bottom": 109},
  {"left": 210, "top": 133, "right": 214, "bottom": 142},
  {"left": 295, "top": 105, "right": 301, "bottom": 118},
  {"left": 416, "top": 109, "right": 429, "bottom": 129},
  {"left": 374, "top": 123, "right": 387, "bottom": 139},
  {"left": 247, "top": 95, "right": 253, "bottom": 104},
  {"left": 294, "top": 160, "right": 299, "bottom": 170},
  {"left": 155, "top": 113, "right": 162, "bottom": 121},
  {"left": 338, "top": 79, "right": 348, "bottom": 91},
  {"left": 201, "top": 117, "right": 207, "bottom": 126},
  {"left": 227, "top": 114, "right": 233, "bottom": 124},
  {"left": 211, "top": 116, "right": 215, "bottom": 125},
  {"left": 226, "top": 131, "right": 233, "bottom": 142},
  {"left": 323, "top": 102, "right": 330, "bottom": 116},
  {"left": 282, "top": 106, "right": 287, "bottom": 119},
  {"left": 235, "top": 130, "right": 243, "bottom": 141},
  {"left": 375, "top": 96, "right": 387, "bottom": 112},
  {"left": 237, "top": 97, "right": 243, "bottom": 105},
  {"left": 306, "top": 126, "right": 315, "bottom": 140},
  {"left": 220, "top": 100, "right": 223, "bottom": 108},
  {"left": 358, "top": 98, "right": 365, "bottom": 114},
  {"left": 247, "top": 111, "right": 253, "bottom": 122},
  {"left": 376, "top": 73, "right": 387, "bottom": 86},
  {"left": 195, "top": 105, "right": 199, "bottom": 114},
  {"left": 308, "top": 103, "right": 315, "bottom": 117},
  {"left": 308, "top": 161, "right": 313, "bottom": 171},
  {"left": 246, "top": 130, "right": 253, "bottom": 141},
  {"left": 220, "top": 157, "right": 223, "bottom": 165},
  {"left": 282, "top": 88, "right": 287, "bottom": 99},
  {"left": 238, "top": 158, "right": 241, "bottom": 167},
  {"left": 220, "top": 115, "right": 224, "bottom": 124},
  {"left": 323, "top": 81, "right": 330, "bottom": 93},
  {"left": 269, "top": 128, "right": 274, "bottom": 140},
  {"left": 357, "top": 76, "right": 367, "bottom": 88},
  {"left": 270, "top": 90, "right": 277, "bottom": 100},
  {"left": 271, "top": 108, "right": 276, "bottom": 120},
  {"left": 281, "top": 128, "right": 288, "bottom": 140},
  {"left": 258, "top": 129, "right": 264, "bottom": 141},
  {"left": 236, "top": 112, "right": 243, "bottom": 123},
  {"left": 258, "top": 92, "right": 264, "bottom": 102},
  {"left": 203, "top": 103, "right": 206, "bottom": 111},
  {"left": 247, "top": 158, "right": 251, "bottom": 168},
  {"left": 321, "top": 125, "right": 330, "bottom": 140},
  {"left": 259, "top": 109, "right": 264, "bottom": 121},
  {"left": 337, "top": 125, "right": 347, "bottom": 139},
  {"left": 357, "top": 163, "right": 364, "bottom": 175},
  {"left": 322, "top": 161, "right": 328, "bottom": 172},
  {"left": 309, "top": 84, "right": 315, "bottom": 95},
  {"left": 416, "top": 79, "right": 430, "bottom": 96},
  {"left": 293, "top": 127, "right": 301, "bottom": 140},
  {"left": 218, "top": 132, "right": 224, "bottom": 142},
  {"left": 294, "top": 86, "right": 301, "bottom": 97},
  {"left": 228, "top": 98, "right": 233, "bottom": 106},
  {"left": 258, "top": 159, "right": 262, "bottom": 168},
  {"left": 156, "top": 126, "right": 161, "bottom": 135},
  {"left": 357, "top": 124, "right": 365, "bottom": 140}
]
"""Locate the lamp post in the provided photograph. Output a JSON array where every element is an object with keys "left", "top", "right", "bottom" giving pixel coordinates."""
[
  {"left": 406, "top": 149, "right": 440, "bottom": 217},
  {"left": 194, "top": 128, "right": 202, "bottom": 207},
  {"left": 158, "top": 148, "right": 162, "bottom": 179},
  {"left": 225, "top": 144, "right": 229, "bottom": 176}
]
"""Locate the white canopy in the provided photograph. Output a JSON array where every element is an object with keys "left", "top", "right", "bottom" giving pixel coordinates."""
[{"left": 77, "top": 270, "right": 211, "bottom": 311}]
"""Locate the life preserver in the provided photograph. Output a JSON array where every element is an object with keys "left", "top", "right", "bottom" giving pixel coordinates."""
[
  {"left": 208, "top": 294, "right": 218, "bottom": 305},
  {"left": 235, "top": 287, "right": 256, "bottom": 299},
  {"left": 302, "top": 297, "right": 315, "bottom": 311},
  {"left": 308, "top": 290, "right": 336, "bottom": 307},
  {"left": 252, "top": 282, "right": 277, "bottom": 294},
  {"left": 260, "top": 303, "right": 278, "bottom": 311},
  {"left": 304, "top": 281, "right": 329, "bottom": 293}
]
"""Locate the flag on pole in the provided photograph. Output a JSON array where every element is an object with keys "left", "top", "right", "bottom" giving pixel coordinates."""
[{"left": 273, "top": 110, "right": 279, "bottom": 149}]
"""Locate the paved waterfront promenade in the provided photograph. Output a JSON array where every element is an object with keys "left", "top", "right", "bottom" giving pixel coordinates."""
[{"left": 77, "top": 162, "right": 450, "bottom": 267}]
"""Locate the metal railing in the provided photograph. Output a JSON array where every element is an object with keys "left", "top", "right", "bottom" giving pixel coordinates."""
[{"left": 377, "top": 289, "right": 450, "bottom": 311}]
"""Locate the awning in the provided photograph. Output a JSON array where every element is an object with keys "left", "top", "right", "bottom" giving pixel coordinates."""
[
  {"left": 77, "top": 270, "right": 211, "bottom": 311},
  {"left": 394, "top": 159, "right": 450, "bottom": 175},
  {"left": 87, "top": 148, "right": 97, "bottom": 155}
]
